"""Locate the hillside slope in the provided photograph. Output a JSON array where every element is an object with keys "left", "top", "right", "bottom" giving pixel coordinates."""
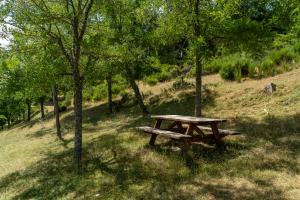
[{"left": 0, "top": 68, "right": 299, "bottom": 200}]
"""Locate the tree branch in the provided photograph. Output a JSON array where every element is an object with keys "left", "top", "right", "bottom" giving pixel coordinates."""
[{"left": 78, "top": 0, "right": 94, "bottom": 43}]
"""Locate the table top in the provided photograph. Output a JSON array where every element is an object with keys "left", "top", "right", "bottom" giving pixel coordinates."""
[{"left": 151, "top": 115, "right": 227, "bottom": 124}]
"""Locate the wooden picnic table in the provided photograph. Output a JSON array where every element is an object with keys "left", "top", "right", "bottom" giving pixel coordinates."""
[
  {"left": 150, "top": 115, "right": 227, "bottom": 146},
  {"left": 137, "top": 115, "right": 240, "bottom": 151}
]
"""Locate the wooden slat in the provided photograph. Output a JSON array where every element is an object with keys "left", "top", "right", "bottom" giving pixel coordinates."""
[
  {"left": 197, "top": 126, "right": 240, "bottom": 135},
  {"left": 151, "top": 115, "right": 227, "bottom": 123},
  {"left": 136, "top": 126, "right": 192, "bottom": 140}
]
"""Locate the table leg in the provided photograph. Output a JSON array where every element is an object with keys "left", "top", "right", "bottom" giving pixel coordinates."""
[
  {"left": 185, "top": 124, "right": 194, "bottom": 136},
  {"left": 149, "top": 119, "right": 162, "bottom": 146},
  {"left": 182, "top": 139, "right": 190, "bottom": 154},
  {"left": 211, "top": 122, "right": 224, "bottom": 147},
  {"left": 180, "top": 124, "right": 194, "bottom": 153},
  {"left": 192, "top": 124, "right": 205, "bottom": 138}
]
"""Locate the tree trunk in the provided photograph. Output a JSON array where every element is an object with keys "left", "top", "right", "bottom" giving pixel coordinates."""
[
  {"left": 40, "top": 97, "right": 45, "bottom": 119},
  {"left": 52, "top": 84, "right": 62, "bottom": 139},
  {"left": 194, "top": 47, "right": 202, "bottom": 117},
  {"left": 107, "top": 75, "right": 113, "bottom": 113},
  {"left": 125, "top": 67, "right": 149, "bottom": 115},
  {"left": 52, "top": 0, "right": 94, "bottom": 171},
  {"left": 73, "top": 67, "right": 83, "bottom": 171},
  {"left": 27, "top": 101, "right": 31, "bottom": 121},
  {"left": 193, "top": 0, "right": 202, "bottom": 117}
]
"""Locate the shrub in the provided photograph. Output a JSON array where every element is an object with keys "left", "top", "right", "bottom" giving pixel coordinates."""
[
  {"left": 0, "top": 115, "right": 7, "bottom": 128},
  {"left": 293, "top": 41, "right": 300, "bottom": 53},
  {"left": 217, "top": 53, "right": 254, "bottom": 81},
  {"left": 83, "top": 86, "right": 94, "bottom": 101},
  {"left": 92, "top": 83, "right": 107, "bottom": 101},
  {"left": 220, "top": 65, "right": 236, "bottom": 81},
  {"left": 248, "top": 62, "right": 259, "bottom": 78},
  {"left": 59, "top": 91, "right": 73, "bottom": 108},
  {"left": 258, "top": 47, "right": 298, "bottom": 77},
  {"left": 145, "top": 75, "right": 159, "bottom": 86},
  {"left": 260, "top": 58, "right": 275, "bottom": 76},
  {"left": 204, "top": 59, "right": 224, "bottom": 74},
  {"left": 157, "top": 70, "right": 171, "bottom": 82},
  {"left": 269, "top": 47, "right": 296, "bottom": 65},
  {"left": 144, "top": 64, "right": 174, "bottom": 85}
]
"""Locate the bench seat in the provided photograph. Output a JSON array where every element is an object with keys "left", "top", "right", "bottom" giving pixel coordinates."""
[
  {"left": 197, "top": 126, "right": 240, "bottom": 135},
  {"left": 136, "top": 126, "right": 192, "bottom": 140}
]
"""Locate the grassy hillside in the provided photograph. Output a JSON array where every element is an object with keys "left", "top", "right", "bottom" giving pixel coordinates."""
[{"left": 1, "top": 68, "right": 300, "bottom": 200}]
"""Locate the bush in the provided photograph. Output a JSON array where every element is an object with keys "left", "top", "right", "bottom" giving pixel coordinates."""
[
  {"left": 248, "top": 62, "right": 259, "bottom": 78},
  {"left": 0, "top": 115, "right": 7, "bottom": 128},
  {"left": 144, "top": 64, "right": 174, "bottom": 85},
  {"left": 83, "top": 86, "right": 94, "bottom": 101},
  {"left": 83, "top": 76, "right": 128, "bottom": 102},
  {"left": 293, "top": 41, "right": 300, "bottom": 53},
  {"left": 257, "top": 47, "right": 298, "bottom": 77},
  {"left": 61, "top": 92, "right": 73, "bottom": 107},
  {"left": 91, "top": 83, "right": 107, "bottom": 101},
  {"left": 260, "top": 58, "right": 275, "bottom": 76},
  {"left": 157, "top": 70, "right": 171, "bottom": 82},
  {"left": 268, "top": 47, "right": 296, "bottom": 65},
  {"left": 204, "top": 59, "right": 224, "bottom": 74},
  {"left": 217, "top": 53, "right": 254, "bottom": 81},
  {"left": 145, "top": 75, "right": 159, "bottom": 86}
]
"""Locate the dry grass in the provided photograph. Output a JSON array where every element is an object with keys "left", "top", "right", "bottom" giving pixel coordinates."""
[{"left": 0, "top": 68, "right": 300, "bottom": 199}]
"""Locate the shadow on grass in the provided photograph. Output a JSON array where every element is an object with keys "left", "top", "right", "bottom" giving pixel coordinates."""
[
  {"left": 29, "top": 128, "right": 55, "bottom": 138},
  {"left": 0, "top": 131, "right": 289, "bottom": 200},
  {"left": 2, "top": 115, "right": 299, "bottom": 199},
  {"left": 235, "top": 113, "right": 300, "bottom": 174},
  {"left": 2, "top": 94, "right": 299, "bottom": 199}
]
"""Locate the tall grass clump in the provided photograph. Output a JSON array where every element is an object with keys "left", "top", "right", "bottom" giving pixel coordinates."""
[
  {"left": 210, "top": 53, "right": 254, "bottom": 81},
  {"left": 258, "top": 47, "right": 299, "bottom": 77},
  {"left": 209, "top": 45, "right": 300, "bottom": 81},
  {"left": 83, "top": 76, "right": 128, "bottom": 101},
  {"left": 0, "top": 115, "right": 7, "bottom": 129},
  {"left": 293, "top": 41, "right": 300, "bottom": 53},
  {"left": 145, "top": 64, "right": 178, "bottom": 85},
  {"left": 269, "top": 47, "right": 296, "bottom": 65}
]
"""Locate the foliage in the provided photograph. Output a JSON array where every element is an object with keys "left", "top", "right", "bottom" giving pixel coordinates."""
[
  {"left": 205, "top": 45, "right": 300, "bottom": 81},
  {"left": 258, "top": 47, "right": 299, "bottom": 77},
  {"left": 0, "top": 115, "right": 7, "bottom": 128},
  {"left": 209, "top": 53, "right": 254, "bottom": 81}
]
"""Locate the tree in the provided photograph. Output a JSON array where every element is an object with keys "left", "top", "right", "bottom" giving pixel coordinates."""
[
  {"left": 9, "top": 0, "right": 96, "bottom": 169},
  {"left": 101, "top": 0, "right": 153, "bottom": 115},
  {"left": 0, "top": 55, "right": 26, "bottom": 127}
]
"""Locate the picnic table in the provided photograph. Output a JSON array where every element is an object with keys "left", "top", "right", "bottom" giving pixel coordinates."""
[{"left": 137, "top": 115, "right": 239, "bottom": 151}]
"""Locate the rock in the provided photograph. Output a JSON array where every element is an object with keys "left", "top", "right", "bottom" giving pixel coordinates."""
[{"left": 264, "top": 82, "right": 276, "bottom": 94}]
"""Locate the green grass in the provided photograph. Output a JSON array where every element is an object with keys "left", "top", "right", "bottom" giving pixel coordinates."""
[{"left": 1, "top": 69, "right": 300, "bottom": 199}]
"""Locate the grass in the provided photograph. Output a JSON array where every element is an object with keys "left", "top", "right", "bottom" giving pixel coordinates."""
[{"left": 1, "top": 68, "right": 300, "bottom": 199}]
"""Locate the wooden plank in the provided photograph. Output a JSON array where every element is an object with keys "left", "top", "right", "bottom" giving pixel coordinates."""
[
  {"left": 149, "top": 119, "right": 162, "bottom": 146},
  {"left": 136, "top": 126, "right": 192, "bottom": 140},
  {"left": 197, "top": 126, "right": 240, "bottom": 135},
  {"left": 151, "top": 115, "right": 227, "bottom": 124}
]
